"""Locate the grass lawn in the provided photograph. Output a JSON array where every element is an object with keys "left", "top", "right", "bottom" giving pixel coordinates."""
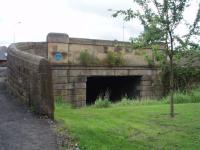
[{"left": 55, "top": 103, "right": 200, "bottom": 150}]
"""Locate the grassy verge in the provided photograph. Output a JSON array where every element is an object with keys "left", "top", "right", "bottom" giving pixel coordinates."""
[
  {"left": 55, "top": 102, "right": 200, "bottom": 150},
  {"left": 55, "top": 87, "right": 200, "bottom": 149}
]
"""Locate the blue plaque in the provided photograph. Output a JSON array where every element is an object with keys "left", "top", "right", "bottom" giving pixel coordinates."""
[{"left": 55, "top": 52, "right": 62, "bottom": 61}]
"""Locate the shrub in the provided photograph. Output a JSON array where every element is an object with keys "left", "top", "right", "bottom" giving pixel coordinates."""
[
  {"left": 145, "top": 54, "right": 154, "bottom": 66},
  {"left": 105, "top": 51, "right": 126, "bottom": 66},
  {"left": 94, "top": 98, "right": 111, "bottom": 108},
  {"left": 79, "top": 50, "right": 100, "bottom": 65},
  {"left": 106, "top": 51, "right": 115, "bottom": 66}
]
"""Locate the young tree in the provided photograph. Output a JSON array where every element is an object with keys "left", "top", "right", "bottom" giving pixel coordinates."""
[{"left": 112, "top": 0, "right": 200, "bottom": 117}]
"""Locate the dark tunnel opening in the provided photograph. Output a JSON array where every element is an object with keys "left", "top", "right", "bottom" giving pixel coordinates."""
[{"left": 86, "top": 76, "right": 141, "bottom": 105}]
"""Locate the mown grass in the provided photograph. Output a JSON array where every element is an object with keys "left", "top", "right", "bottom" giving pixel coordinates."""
[{"left": 55, "top": 87, "right": 200, "bottom": 150}]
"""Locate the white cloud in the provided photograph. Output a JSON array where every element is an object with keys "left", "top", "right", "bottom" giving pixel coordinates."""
[{"left": 0, "top": 0, "right": 199, "bottom": 46}]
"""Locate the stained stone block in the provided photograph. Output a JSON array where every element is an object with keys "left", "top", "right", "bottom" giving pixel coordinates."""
[
  {"left": 140, "top": 91, "right": 153, "bottom": 97},
  {"left": 69, "top": 70, "right": 85, "bottom": 76},
  {"left": 74, "top": 82, "right": 86, "bottom": 89},
  {"left": 47, "top": 33, "right": 69, "bottom": 43},
  {"left": 52, "top": 76, "right": 68, "bottom": 84},
  {"left": 67, "top": 88, "right": 86, "bottom": 96},
  {"left": 141, "top": 75, "right": 152, "bottom": 81},
  {"left": 114, "top": 70, "right": 129, "bottom": 76},
  {"left": 55, "top": 70, "right": 68, "bottom": 77},
  {"left": 68, "top": 76, "right": 86, "bottom": 83},
  {"left": 138, "top": 86, "right": 153, "bottom": 91},
  {"left": 53, "top": 83, "right": 74, "bottom": 90},
  {"left": 128, "top": 70, "right": 144, "bottom": 75},
  {"left": 140, "top": 81, "right": 152, "bottom": 86}
]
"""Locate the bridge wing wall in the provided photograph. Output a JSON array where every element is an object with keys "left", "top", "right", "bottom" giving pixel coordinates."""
[
  {"left": 7, "top": 44, "right": 54, "bottom": 118},
  {"left": 14, "top": 42, "right": 48, "bottom": 58}
]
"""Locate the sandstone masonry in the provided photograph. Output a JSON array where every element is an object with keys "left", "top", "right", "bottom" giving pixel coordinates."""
[
  {"left": 7, "top": 44, "right": 54, "bottom": 118},
  {"left": 7, "top": 33, "right": 163, "bottom": 109}
]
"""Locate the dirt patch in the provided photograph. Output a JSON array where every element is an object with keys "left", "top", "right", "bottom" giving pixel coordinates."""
[{"left": 55, "top": 120, "right": 79, "bottom": 150}]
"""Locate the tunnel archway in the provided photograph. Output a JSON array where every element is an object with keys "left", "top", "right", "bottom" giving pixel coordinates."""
[{"left": 86, "top": 76, "right": 141, "bottom": 105}]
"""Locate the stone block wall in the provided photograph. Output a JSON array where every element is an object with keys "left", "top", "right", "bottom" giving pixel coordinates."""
[
  {"left": 6, "top": 33, "right": 163, "bottom": 108},
  {"left": 47, "top": 33, "right": 163, "bottom": 66},
  {"left": 7, "top": 44, "right": 54, "bottom": 118},
  {"left": 52, "top": 65, "right": 160, "bottom": 106},
  {"left": 15, "top": 42, "right": 48, "bottom": 58}
]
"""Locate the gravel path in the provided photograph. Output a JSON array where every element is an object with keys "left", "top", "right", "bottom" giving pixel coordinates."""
[{"left": 0, "top": 75, "right": 58, "bottom": 150}]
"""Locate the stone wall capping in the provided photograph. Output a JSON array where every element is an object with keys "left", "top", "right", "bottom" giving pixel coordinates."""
[
  {"left": 69, "top": 37, "right": 130, "bottom": 46},
  {"left": 47, "top": 33, "right": 69, "bottom": 43}
]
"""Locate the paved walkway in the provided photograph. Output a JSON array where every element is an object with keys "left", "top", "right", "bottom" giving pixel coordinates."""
[{"left": 0, "top": 68, "right": 58, "bottom": 150}]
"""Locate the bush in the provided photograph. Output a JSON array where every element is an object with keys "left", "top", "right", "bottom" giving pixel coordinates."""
[
  {"left": 79, "top": 50, "right": 100, "bottom": 65},
  {"left": 105, "top": 51, "right": 126, "bottom": 66},
  {"left": 94, "top": 98, "right": 111, "bottom": 108}
]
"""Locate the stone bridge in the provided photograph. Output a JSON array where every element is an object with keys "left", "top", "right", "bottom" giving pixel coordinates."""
[{"left": 6, "top": 33, "right": 163, "bottom": 116}]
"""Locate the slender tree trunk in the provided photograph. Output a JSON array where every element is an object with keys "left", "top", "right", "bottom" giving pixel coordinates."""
[
  {"left": 169, "top": 31, "right": 174, "bottom": 118},
  {"left": 169, "top": 55, "right": 174, "bottom": 117},
  {"left": 164, "top": 0, "right": 174, "bottom": 118}
]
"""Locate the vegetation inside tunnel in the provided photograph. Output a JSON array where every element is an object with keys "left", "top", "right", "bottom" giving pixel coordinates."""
[{"left": 86, "top": 76, "right": 141, "bottom": 104}]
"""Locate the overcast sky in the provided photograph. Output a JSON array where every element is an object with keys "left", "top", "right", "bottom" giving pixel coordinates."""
[{"left": 0, "top": 0, "right": 199, "bottom": 46}]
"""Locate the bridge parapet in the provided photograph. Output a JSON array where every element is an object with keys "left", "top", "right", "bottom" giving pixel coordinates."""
[
  {"left": 7, "top": 44, "right": 54, "bottom": 118},
  {"left": 47, "top": 33, "right": 162, "bottom": 66}
]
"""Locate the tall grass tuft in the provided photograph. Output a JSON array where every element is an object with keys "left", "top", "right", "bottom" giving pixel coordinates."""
[
  {"left": 114, "top": 86, "right": 200, "bottom": 106},
  {"left": 173, "top": 92, "right": 191, "bottom": 104},
  {"left": 55, "top": 96, "right": 73, "bottom": 109},
  {"left": 190, "top": 87, "right": 200, "bottom": 103},
  {"left": 115, "top": 97, "right": 167, "bottom": 106},
  {"left": 165, "top": 86, "right": 200, "bottom": 104},
  {"left": 94, "top": 97, "right": 111, "bottom": 108}
]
